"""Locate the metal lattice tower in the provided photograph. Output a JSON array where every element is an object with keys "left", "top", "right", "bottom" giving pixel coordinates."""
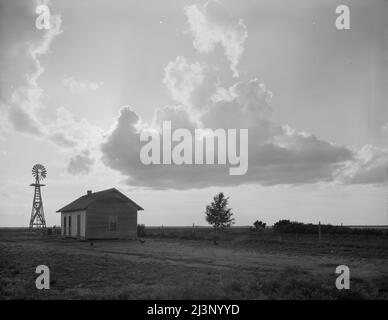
[{"left": 29, "top": 164, "right": 47, "bottom": 228}]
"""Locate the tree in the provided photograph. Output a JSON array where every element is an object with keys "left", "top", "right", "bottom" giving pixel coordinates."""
[
  {"left": 205, "top": 192, "right": 235, "bottom": 239},
  {"left": 252, "top": 220, "right": 266, "bottom": 231}
]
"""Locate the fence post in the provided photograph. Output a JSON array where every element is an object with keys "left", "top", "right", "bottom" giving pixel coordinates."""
[{"left": 318, "top": 221, "right": 321, "bottom": 242}]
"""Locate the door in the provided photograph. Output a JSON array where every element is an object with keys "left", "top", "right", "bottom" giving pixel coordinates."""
[{"left": 77, "top": 215, "right": 81, "bottom": 237}]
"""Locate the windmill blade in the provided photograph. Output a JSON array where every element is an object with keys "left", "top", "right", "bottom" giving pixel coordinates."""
[{"left": 32, "top": 164, "right": 47, "bottom": 180}]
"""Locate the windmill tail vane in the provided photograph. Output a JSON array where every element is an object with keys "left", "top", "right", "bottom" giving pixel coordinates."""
[{"left": 29, "top": 164, "right": 47, "bottom": 228}]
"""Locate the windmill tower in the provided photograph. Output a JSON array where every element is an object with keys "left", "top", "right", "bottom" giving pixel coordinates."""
[{"left": 29, "top": 164, "right": 47, "bottom": 228}]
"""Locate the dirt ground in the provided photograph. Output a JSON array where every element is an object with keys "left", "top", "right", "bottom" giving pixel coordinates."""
[{"left": 1, "top": 229, "right": 388, "bottom": 299}]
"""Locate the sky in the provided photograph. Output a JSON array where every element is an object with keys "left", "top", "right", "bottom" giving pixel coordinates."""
[{"left": 0, "top": 0, "right": 387, "bottom": 227}]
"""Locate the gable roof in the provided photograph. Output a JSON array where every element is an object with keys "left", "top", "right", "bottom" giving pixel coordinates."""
[{"left": 56, "top": 188, "right": 143, "bottom": 213}]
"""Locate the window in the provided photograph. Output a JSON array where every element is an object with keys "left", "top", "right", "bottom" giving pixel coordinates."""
[
  {"left": 63, "top": 216, "right": 66, "bottom": 235},
  {"left": 109, "top": 216, "right": 118, "bottom": 232},
  {"left": 68, "top": 216, "right": 72, "bottom": 236}
]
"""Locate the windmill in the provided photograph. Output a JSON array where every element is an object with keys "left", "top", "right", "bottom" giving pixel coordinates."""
[{"left": 29, "top": 164, "right": 47, "bottom": 228}]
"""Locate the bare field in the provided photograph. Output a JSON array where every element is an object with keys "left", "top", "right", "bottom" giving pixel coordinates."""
[{"left": 1, "top": 228, "right": 388, "bottom": 299}]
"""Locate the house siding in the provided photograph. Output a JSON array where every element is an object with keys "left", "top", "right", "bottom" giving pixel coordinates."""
[{"left": 85, "top": 197, "right": 138, "bottom": 239}]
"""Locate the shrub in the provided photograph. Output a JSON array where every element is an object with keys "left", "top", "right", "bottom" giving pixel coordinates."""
[
  {"left": 250, "top": 220, "right": 266, "bottom": 232},
  {"left": 52, "top": 226, "right": 62, "bottom": 235},
  {"left": 137, "top": 224, "right": 146, "bottom": 237},
  {"left": 272, "top": 219, "right": 385, "bottom": 236}
]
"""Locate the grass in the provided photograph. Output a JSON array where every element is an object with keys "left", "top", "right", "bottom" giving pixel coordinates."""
[
  {"left": 0, "top": 228, "right": 387, "bottom": 300},
  {"left": 143, "top": 226, "right": 388, "bottom": 259}
]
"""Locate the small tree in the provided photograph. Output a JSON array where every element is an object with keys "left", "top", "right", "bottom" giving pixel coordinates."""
[
  {"left": 252, "top": 220, "right": 266, "bottom": 231},
  {"left": 205, "top": 192, "right": 235, "bottom": 239}
]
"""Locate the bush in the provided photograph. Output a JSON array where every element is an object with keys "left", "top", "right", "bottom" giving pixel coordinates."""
[
  {"left": 137, "top": 224, "right": 146, "bottom": 237},
  {"left": 250, "top": 220, "right": 266, "bottom": 232},
  {"left": 272, "top": 219, "right": 385, "bottom": 236},
  {"left": 52, "top": 226, "right": 62, "bottom": 235}
]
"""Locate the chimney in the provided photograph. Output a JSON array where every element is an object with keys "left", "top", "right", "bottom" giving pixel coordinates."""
[{"left": 87, "top": 190, "right": 92, "bottom": 196}]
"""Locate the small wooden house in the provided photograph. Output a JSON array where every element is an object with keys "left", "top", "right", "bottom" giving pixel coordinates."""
[{"left": 56, "top": 188, "right": 143, "bottom": 239}]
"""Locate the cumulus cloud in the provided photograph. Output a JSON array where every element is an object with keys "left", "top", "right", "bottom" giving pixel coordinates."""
[
  {"left": 1, "top": 2, "right": 103, "bottom": 175},
  {"left": 163, "top": 56, "right": 218, "bottom": 113},
  {"left": 184, "top": 2, "right": 248, "bottom": 77},
  {"left": 47, "top": 107, "right": 103, "bottom": 150},
  {"left": 202, "top": 79, "right": 273, "bottom": 131},
  {"left": 48, "top": 133, "right": 76, "bottom": 148},
  {"left": 4, "top": 0, "right": 379, "bottom": 189},
  {"left": 101, "top": 107, "right": 142, "bottom": 175},
  {"left": 67, "top": 150, "right": 95, "bottom": 175},
  {"left": 163, "top": 57, "right": 204, "bottom": 106},
  {"left": 101, "top": 74, "right": 359, "bottom": 189},
  {"left": 99, "top": 3, "right": 388, "bottom": 190},
  {"left": 63, "top": 77, "right": 103, "bottom": 93},
  {"left": 336, "top": 145, "right": 388, "bottom": 185},
  {"left": 27, "top": 2, "right": 63, "bottom": 98},
  {"left": 6, "top": 3, "right": 63, "bottom": 136}
]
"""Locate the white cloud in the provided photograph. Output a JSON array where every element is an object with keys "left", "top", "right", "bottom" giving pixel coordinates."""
[
  {"left": 47, "top": 107, "right": 103, "bottom": 150},
  {"left": 163, "top": 56, "right": 204, "bottom": 107},
  {"left": 336, "top": 145, "right": 388, "bottom": 185},
  {"left": 153, "top": 105, "right": 198, "bottom": 132},
  {"left": 4, "top": 1, "right": 383, "bottom": 190},
  {"left": 184, "top": 2, "right": 248, "bottom": 77},
  {"left": 2, "top": 2, "right": 102, "bottom": 175},
  {"left": 27, "top": 5, "right": 63, "bottom": 91},
  {"left": 99, "top": 4, "right": 388, "bottom": 189},
  {"left": 6, "top": 6, "right": 63, "bottom": 134},
  {"left": 163, "top": 56, "right": 218, "bottom": 114},
  {"left": 101, "top": 75, "right": 356, "bottom": 189},
  {"left": 201, "top": 79, "right": 273, "bottom": 131}
]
